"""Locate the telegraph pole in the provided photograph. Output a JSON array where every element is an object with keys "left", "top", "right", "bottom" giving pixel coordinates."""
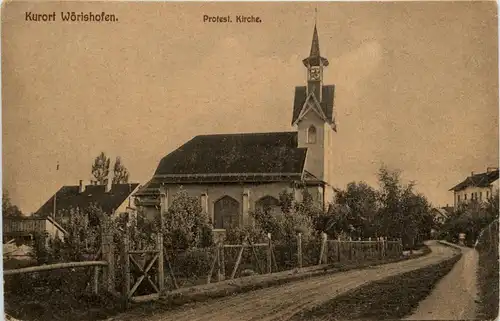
[{"left": 53, "top": 161, "right": 59, "bottom": 220}]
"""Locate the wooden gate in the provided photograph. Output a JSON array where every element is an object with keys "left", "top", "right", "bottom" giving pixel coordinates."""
[{"left": 122, "top": 233, "right": 164, "bottom": 302}]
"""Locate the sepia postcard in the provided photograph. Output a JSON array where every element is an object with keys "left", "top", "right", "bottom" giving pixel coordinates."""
[{"left": 2, "top": 1, "right": 499, "bottom": 321}]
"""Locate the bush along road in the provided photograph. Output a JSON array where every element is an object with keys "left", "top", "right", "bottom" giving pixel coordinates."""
[{"left": 108, "top": 241, "right": 457, "bottom": 321}]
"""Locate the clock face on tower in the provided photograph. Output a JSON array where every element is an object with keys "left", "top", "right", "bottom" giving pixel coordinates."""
[{"left": 309, "top": 67, "right": 321, "bottom": 81}]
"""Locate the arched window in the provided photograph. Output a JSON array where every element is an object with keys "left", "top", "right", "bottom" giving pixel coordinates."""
[
  {"left": 307, "top": 125, "right": 317, "bottom": 144},
  {"left": 214, "top": 196, "right": 240, "bottom": 229},
  {"left": 255, "top": 196, "right": 280, "bottom": 215}
]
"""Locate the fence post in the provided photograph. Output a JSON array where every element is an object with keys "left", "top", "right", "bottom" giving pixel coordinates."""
[
  {"left": 157, "top": 233, "right": 164, "bottom": 294},
  {"left": 220, "top": 242, "right": 226, "bottom": 280},
  {"left": 297, "top": 233, "right": 303, "bottom": 269},
  {"left": 216, "top": 243, "right": 222, "bottom": 282},
  {"left": 101, "top": 229, "right": 115, "bottom": 294},
  {"left": 267, "top": 233, "right": 272, "bottom": 274},
  {"left": 92, "top": 266, "right": 99, "bottom": 295},
  {"left": 318, "top": 232, "right": 327, "bottom": 265},
  {"left": 337, "top": 237, "right": 341, "bottom": 262},
  {"left": 122, "top": 230, "right": 130, "bottom": 299},
  {"left": 348, "top": 237, "right": 353, "bottom": 260}
]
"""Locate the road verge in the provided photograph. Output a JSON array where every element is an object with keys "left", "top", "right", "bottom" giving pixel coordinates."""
[{"left": 289, "top": 250, "right": 461, "bottom": 321}]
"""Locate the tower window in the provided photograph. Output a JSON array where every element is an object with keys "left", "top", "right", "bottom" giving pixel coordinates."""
[{"left": 307, "top": 125, "right": 317, "bottom": 144}]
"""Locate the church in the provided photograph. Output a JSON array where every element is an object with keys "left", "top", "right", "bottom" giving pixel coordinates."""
[{"left": 134, "top": 24, "right": 338, "bottom": 230}]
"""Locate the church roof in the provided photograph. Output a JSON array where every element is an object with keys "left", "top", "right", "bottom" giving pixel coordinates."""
[
  {"left": 291, "top": 85, "right": 335, "bottom": 125},
  {"left": 134, "top": 132, "right": 310, "bottom": 194},
  {"left": 154, "top": 131, "right": 306, "bottom": 176}
]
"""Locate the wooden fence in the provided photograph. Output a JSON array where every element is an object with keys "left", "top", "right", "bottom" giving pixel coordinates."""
[
  {"left": 4, "top": 228, "right": 403, "bottom": 305},
  {"left": 3, "top": 230, "right": 117, "bottom": 296},
  {"left": 160, "top": 233, "right": 403, "bottom": 294}
]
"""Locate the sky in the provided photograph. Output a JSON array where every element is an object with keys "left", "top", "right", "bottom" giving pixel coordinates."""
[{"left": 2, "top": 1, "right": 498, "bottom": 213}]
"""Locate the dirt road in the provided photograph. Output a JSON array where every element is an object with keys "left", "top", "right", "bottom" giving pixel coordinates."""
[
  {"left": 405, "top": 243, "right": 479, "bottom": 320},
  {"left": 114, "top": 241, "right": 457, "bottom": 321}
]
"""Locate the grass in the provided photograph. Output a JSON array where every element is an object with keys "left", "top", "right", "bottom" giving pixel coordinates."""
[
  {"left": 4, "top": 268, "right": 126, "bottom": 321},
  {"left": 290, "top": 251, "right": 462, "bottom": 321},
  {"left": 476, "top": 249, "right": 499, "bottom": 320}
]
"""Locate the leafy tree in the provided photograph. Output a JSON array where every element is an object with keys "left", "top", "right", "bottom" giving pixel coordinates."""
[
  {"left": 440, "top": 193, "right": 499, "bottom": 246},
  {"left": 250, "top": 189, "right": 315, "bottom": 242},
  {"left": 162, "top": 189, "right": 214, "bottom": 249},
  {"left": 376, "top": 166, "right": 433, "bottom": 249},
  {"left": 112, "top": 156, "right": 130, "bottom": 184},
  {"left": 91, "top": 152, "right": 110, "bottom": 185},
  {"left": 2, "top": 190, "right": 23, "bottom": 218},
  {"left": 323, "top": 182, "right": 379, "bottom": 239}
]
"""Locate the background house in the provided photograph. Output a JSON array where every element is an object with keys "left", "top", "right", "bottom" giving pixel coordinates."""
[
  {"left": 2, "top": 216, "right": 67, "bottom": 244},
  {"left": 450, "top": 167, "right": 499, "bottom": 208},
  {"left": 35, "top": 179, "right": 140, "bottom": 226}
]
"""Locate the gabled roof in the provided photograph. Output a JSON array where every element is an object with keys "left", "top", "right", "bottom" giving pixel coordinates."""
[
  {"left": 291, "top": 85, "right": 335, "bottom": 126},
  {"left": 134, "top": 132, "right": 311, "bottom": 196},
  {"left": 154, "top": 131, "right": 307, "bottom": 177},
  {"left": 35, "top": 183, "right": 139, "bottom": 217},
  {"left": 449, "top": 169, "right": 499, "bottom": 192},
  {"left": 430, "top": 208, "right": 450, "bottom": 219}
]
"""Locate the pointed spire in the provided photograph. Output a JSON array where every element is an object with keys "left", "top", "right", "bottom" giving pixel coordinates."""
[
  {"left": 310, "top": 24, "right": 320, "bottom": 57},
  {"left": 302, "top": 22, "right": 329, "bottom": 67}
]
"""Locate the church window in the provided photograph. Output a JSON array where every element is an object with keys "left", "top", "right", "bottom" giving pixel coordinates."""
[
  {"left": 255, "top": 196, "right": 280, "bottom": 215},
  {"left": 214, "top": 196, "right": 240, "bottom": 230},
  {"left": 307, "top": 125, "right": 317, "bottom": 144}
]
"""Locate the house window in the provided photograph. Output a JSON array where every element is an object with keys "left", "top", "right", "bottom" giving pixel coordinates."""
[
  {"left": 480, "top": 192, "right": 482, "bottom": 201},
  {"left": 307, "top": 125, "right": 317, "bottom": 144},
  {"left": 214, "top": 196, "right": 240, "bottom": 230},
  {"left": 465, "top": 194, "right": 467, "bottom": 201},
  {"left": 255, "top": 196, "right": 280, "bottom": 215},
  {"left": 457, "top": 195, "right": 461, "bottom": 203}
]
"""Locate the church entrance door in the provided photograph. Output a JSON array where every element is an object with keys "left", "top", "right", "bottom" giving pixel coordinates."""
[{"left": 214, "top": 196, "right": 240, "bottom": 229}]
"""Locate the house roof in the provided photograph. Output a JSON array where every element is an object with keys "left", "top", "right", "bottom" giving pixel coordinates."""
[
  {"left": 449, "top": 170, "right": 499, "bottom": 192},
  {"left": 35, "top": 183, "right": 139, "bottom": 217},
  {"left": 291, "top": 85, "right": 335, "bottom": 126},
  {"left": 430, "top": 208, "right": 450, "bottom": 219}
]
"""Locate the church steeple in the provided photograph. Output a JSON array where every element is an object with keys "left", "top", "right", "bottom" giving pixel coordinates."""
[{"left": 302, "top": 24, "right": 329, "bottom": 101}]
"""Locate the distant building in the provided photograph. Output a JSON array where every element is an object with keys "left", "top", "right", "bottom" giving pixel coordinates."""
[
  {"left": 34, "top": 179, "right": 140, "bottom": 226},
  {"left": 430, "top": 207, "right": 451, "bottom": 225},
  {"left": 449, "top": 167, "right": 499, "bottom": 208},
  {"left": 2, "top": 216, "right": 67, "bottom": 244},
  {"left": 134, "top": 24, "right": 338, "bottom": 231}
]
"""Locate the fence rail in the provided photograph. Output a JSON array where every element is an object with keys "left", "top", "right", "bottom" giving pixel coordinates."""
[{"left": 3, "top": 261, "right": 108, "bottom": 275}]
